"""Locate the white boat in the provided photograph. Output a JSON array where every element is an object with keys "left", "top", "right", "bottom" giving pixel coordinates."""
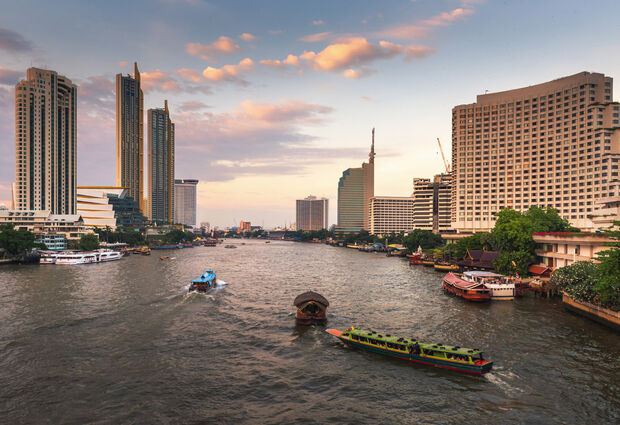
[
  {"left": 462, "top": 271, "right": 515, "bottom": 300},
  {"left": 39, "top": 251, "right": 60, "bottom": 264},
  {"left": 55, "top": 249, "right": 122, "bottom": 265}
]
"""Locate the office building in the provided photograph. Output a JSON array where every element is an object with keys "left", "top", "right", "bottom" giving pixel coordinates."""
[
  {"left": 369, "top": 196, "right": 415, "bottom": 235},
  {"left": 116, "top": 62, "right": 144, "bottom": 212},
  {"left": 77, "top": 186, "right": 146, "bottom": 229},
  {"left": 238, "top": 221, "right": 251, "bottom": 233},
  {"left": 336, "top": 129, "right": 375, "bottom": 233},
  {"left": 148, "top": 101, "right": 175, "bottom": 223},
  {"left": 412, "top": 173, "right": 452, "bottom": 234},
  {"left": 14, "top": 68, "right": 77, "bottom": 214},
  {"left": 296, "top": 196, "right": 328, "bottom": 231},
  {"left": 174, "top": 179, "right": 198, "bottom": 226},
  {"left": 452, "top": 72, "right": 620, "bottom": 233}
]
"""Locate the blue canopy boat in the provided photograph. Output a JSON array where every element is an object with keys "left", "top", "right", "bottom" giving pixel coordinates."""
[{"left": 189, "top": 269, "right": 217, "bottom": 292}]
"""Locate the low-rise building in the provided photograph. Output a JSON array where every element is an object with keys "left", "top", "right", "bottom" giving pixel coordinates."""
[
  {"left": 36, "top": 234, "right": 67, "bottom": 250},
  {"left": 533, "top": 232, "right": 614, "bottom": 268},
  {"left": 0, "top": 210, "right": 92, "bottom": 240}
]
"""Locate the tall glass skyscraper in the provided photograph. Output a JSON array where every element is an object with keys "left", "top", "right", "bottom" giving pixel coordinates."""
[
  {"left": 14, "top": 68, "right": 77, "bottom": 214},
  {"left": 148, "top": 101, "right": 175, "bottom": 223},
  {"left": 116, "top": 62, "right": 144, "bottom": 212},
  {"left": 336, "top": 129, "right": 375, "bottom": 233},
  {"left": 174, "top": 179, "right": 198, "bottom": 227}
]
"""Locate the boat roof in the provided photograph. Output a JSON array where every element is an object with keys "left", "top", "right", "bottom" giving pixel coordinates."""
[
  {"left": 347, "top": 328, "right": 483, "bottom": 355},
  {"left": 191, "top": 270, "right": 216, "bottom": 283},
  {"left": 464, "top": 271, "right": 503, "bottom": 277},
  {"left": 293, "top": 291, "right": 329, "bottom": 307}
]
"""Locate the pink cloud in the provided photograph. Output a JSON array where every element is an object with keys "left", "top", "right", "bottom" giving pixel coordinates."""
[
  {"left": 423, "top": 7, "right": 474, "bottom": 26},
  {"left": 240, "top": 33, "right": 256, "bottom": 41},
  {"left": 202, "top": 58, "right": 254, "bottom": 83},
  {"left": 117, "top": 60, "right": 128, "bottom": 68},
  {"left": 176, "top": 67, "right": 203, "bottom": 82},
  {"left": 141, "top": 69, "right": 180, "bottom": 92},
  {"left": 375, "top": 4, "right": 476, "bottom": 39},
  {"left": 259, "top": 54, "right": 301, "bottom": 69},
  {"left": 404, "top": 45, "right": 436, "bottom": 60},
  {"left": 299, "top": 32, "right": 331, "bottom": 43},
  {"left": 177, "top": 100, "right": 210, "bottom": 112},
  {"left": 312, "top": 20, "right": 324, "bottom": 26},
  {"left": 186, "top": 36, "right": 240, "bottom": 61},
  {"left": 0, "top": 67, "right": 23, "bottom": 85}
]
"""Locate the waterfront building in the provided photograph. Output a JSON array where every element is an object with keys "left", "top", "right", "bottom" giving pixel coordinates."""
[
  {"left": 148, "top": 101, "right": 175, "bottom": 223},
  {"left": 174, "top": 179, "right": 198, "bottom": 227},
  {"left": 14, "top": 68, "right": 77, "bottom": 214},
  {"left": 36, "top": 234, "right": 67, "bottom": 250},
  {"left": 200, "top": 222, "right": 210, "bottom": 233},
  {"left": 0, "top": 210, "right": 92, "bottom": 240},
  {"left": 238, "top": 221, "right": 251, "bottom": 233},
  {"left": 452, "top": 72, "right": 620, "bottom": 233},
  {"left": 336, "top": 129, "right": 375, "bottom": 234},
  {"left": 412, "top": 173, "right": 452, "bottom": 234},
  {"left": 533, "top": 232, "right": 614, "bottom": 268},
  {"left": 369, "top": 196, "right": 415, "bottom": 235},
  {"left": 116, "top": 62, "right": 144, "bottom": 212},
  {"left": 77, "top": 186, "right": 147, "bottom": 229},
  {"left": 296, "top": 196, "right": 329, "bottom": 231}
]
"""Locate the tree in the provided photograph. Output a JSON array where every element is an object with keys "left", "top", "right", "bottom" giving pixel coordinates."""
[
  {"left": 549, "top": 261, "right": 599, "bottom": 304},
  {"left": 0, "top": 225, "right": 37, "bottom": 256},
  {"left": 79, "top": 233, "right": 100, "bottom": 251},
  {"left": 402, "top": 229, "right": 443, "bottom": 252},
  {"left": 594, "top": 221, "right": 620, "bottom": 309}
]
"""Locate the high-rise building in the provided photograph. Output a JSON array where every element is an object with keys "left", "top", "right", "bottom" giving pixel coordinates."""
[
  {"left": 14, "top": 68, "right": 77, "bottom": 214},
  {"left": 148, "top": 100, "right": 175, "bottom": 223},
  {"left": 336, "top": 129, "right": 375, "bottom": 233},
  {"left": 296, "top": 195, "right": 328, "bottom": 231},
  {"left": 369, "top": 196, "right": 415, "bottom": 235},
  {"left": 76, "top": 186, "right": 147, "bottom": 229},
  {"left": 452, "top": 72, "right": 620, "bottom": 232},
  {"left": 174, "top": 179, "right": 198, "bottom": 226},
  {"left": 116, "top": 62, "right": 144, "bottom": 212},
  {"left": 412, "top": 173, "right": 452, "bottom": 234},
  {"left": 238, "top": 221, "right": 251, "bottom": 233}
]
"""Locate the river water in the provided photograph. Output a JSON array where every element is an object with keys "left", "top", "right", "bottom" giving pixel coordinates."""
[{"left": 0, "top": 240, "right": 618, "bottom": 424}]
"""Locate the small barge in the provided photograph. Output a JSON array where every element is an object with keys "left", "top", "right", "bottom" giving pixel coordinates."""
[
  {"left": 326, "top": 327, "right": 493, "bottom": 375},
  {"left": 442, "top": 272, "right": 491, "bottom": 302},
  {"left": 294, "top": 291, "right": 329, "bottom": 325}
]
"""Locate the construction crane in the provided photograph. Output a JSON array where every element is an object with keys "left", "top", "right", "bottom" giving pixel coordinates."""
[{"left": 436, "top": 138, "right": 451, "bottom": 173}]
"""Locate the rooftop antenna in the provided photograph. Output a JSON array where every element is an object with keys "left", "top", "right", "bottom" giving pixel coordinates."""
[{"left": 369, "top": 127, "right": 375, "bottom": 163}]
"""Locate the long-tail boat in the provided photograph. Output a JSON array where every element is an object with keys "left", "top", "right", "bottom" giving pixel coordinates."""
[
  {"left": 189, "top": 269, "right": 217, "bottom": 292},
  {"left": 420, "top": 256, "right": 435, "bottom": 267},
  {"left": 434, "top": 261, "right": 459, "bottom": 272},
  {"left": 326, "top": 327, "right": 492, "bottom": 375},
  {"left": 442, "top": 272, "right": 491, "bottom": 302},
  {"left": 294, "top": 291, "right": 329, "bottom": 325}
]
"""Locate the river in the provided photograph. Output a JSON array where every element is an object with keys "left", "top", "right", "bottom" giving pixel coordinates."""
[{"left": 0, "top": 240, "right": 618, "bottom": 424}]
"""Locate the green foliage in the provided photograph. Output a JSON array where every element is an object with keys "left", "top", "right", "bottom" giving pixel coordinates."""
[
  {"left": 78, "top": 233, "right": 100, "bottom": 251},
  {"left": 525, "top": 206, "right": 577, "bottom": 233},
  {"left": 291, "top": 228, "right": 334, "bottom": 241},
  {"left": 402, "top": 229, "right": 443, "bottom": 252},
  {"left": 434, "top": 243, "right": 459, "bottom": 260},
  {"left": 94, "top": 227, "right": 146, "bottom": 247},
  {"left": 453, "top": 232, "right": 495, "bottom": 260},
  {"left": 494, "top": 251, "right": 536, "bottom": 276},
  {"left": 163, "top": 229, "right": 194, "bottom": 244},
  {"left": 549, "top": 261, "right": 599, "bottom": 304},
  {"left": 594, "top": 221, "right": 620, "bottom": 309},
  {"left": 0, "top": 225, "right": 37, "bottom": 256}
]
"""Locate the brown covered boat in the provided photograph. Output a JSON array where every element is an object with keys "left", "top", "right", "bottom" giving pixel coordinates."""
[{"left": 294, "top": 291, "right": 329, "bottom": 325}]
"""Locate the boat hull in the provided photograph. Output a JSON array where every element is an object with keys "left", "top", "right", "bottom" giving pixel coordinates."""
[
  {"left": 327, "top": 331, "right": 492, "bottom": 375},
  {"left": 434, "top": 264, "right": 459, "bottom": 272},
  {"left": 442, "top": 273, "right": 491, "bottom": 302},
  {"left": 295, "top": 312, "right": 327, "bottom": 325}
]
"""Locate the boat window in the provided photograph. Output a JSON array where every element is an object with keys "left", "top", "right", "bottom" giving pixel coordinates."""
[
  {"left": 351, "top": 335, "right": 359, "bottom": 341},
  {"left": 342, "top": 333, "right": 349, "bottom": 337},
  {"left": 377, "top": 340, "right": 385, "bottom": 346},
  {"left": 359, "top": 337, "right": 367, "bottom": 342}
]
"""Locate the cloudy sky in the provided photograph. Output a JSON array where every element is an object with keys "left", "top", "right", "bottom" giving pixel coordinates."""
[{"left": 1, "top": 0, "right": 619, "bottom": 227}]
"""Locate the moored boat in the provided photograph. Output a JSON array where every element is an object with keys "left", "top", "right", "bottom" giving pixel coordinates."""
[
  {"left": 420, "top": 256, "right": 435, "bottom": 267},
  {"left": 464, "top": 271, "right": 516, "bottom": 300},
  {"left": 326, "top": 327, "right": 493, "bottom": 375},
  {"left": 189, "top": 269, "right": 217, "bottom": 292},
  {"left": 294, "top": 291, "right": 329, "bottom": 325},
  {"left": 55, "top": 249, "right": 122, "bottom": 265},
  {"left": 442, "top": 272, "right": 491, "bottom": 302},
  {"left": 434, "top": 262, "right": 459, "bottom": 272},
  {"left": 407, "top": 253, "right": 422, "bottom": 265},
  {"left": 152, "top": 244, "right": 178, "bottom": 250}
]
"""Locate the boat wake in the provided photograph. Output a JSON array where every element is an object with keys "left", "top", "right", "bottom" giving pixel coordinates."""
[
  {"left": 484, "top": 369, "right": 524, "bottom": 394},
  {"left": 215, "top": 279, "right": 227, "bottom": 286}
]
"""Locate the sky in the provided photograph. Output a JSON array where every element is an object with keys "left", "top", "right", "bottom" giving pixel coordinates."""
[{"left": 1, "top": 0, "right": 619, "bottom": 228}]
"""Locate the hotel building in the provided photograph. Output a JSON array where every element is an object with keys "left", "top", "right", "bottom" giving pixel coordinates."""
[
  {"left": 452, "top": 72, "right": 620, "bottom": 233},
  {"left": 296, "top": 196, "right": 329, "bottom": 231},
  {"left": 412, "top": 173, "right": 452, "bottom": 234},
  {"left": 14, "top": 68, "right": 77, "bottom": 214},
  {"left": 174, "top": 179, "right": 198, "bottom": 227},
  {"left": 148, "top": 101, "right": 175, "bottom": 223},
  {"left": 369, "top": 196, "right": 415, "bottom": 235},
  {"left": 116, "top": 62, "right": 144, "bottom": 212},
  {"left": 336, "top": 129, "right": 375, "bottom": 233}
]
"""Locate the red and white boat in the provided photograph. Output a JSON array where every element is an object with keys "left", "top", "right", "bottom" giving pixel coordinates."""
[{"left": 442, "top": 272, "right": 491, "bottom": 302}]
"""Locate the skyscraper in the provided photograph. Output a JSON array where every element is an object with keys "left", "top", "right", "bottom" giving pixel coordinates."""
[
  {"left": 148, "top": 100, "right": 175, "bottom": 223},
  {"left": 296, "top": 195, "right": 328, "bottom": 231},
  {"left": 174, "top": 179, "right": 198, "bottom": 226},
  {"left": 336, "top": 129, "right": 375, "bottom": 233},
  {"left": 452, "top": 72, "right": 620, "bottom": 232},
  {"left": 14, "top": 68, "right": 77, "bottom": 214},
  {"left": 116, "top": 62, "right": 144, "bottom": 212}
]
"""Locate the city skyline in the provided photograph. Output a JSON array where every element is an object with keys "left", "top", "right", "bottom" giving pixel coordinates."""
[{"left": 1, "top": 0, "right": 620, "bottom": 226}]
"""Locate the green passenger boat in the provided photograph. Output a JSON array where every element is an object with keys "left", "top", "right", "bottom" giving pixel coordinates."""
[{"left": 327, "top": 327, "right": 493, "bottom": 375}]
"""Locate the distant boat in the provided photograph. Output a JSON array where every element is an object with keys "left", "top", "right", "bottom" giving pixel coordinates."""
[
  {"left": 224, "top": 244, "right": 237, "bottom": 249},
  {"left": 160, "top": 256, "right": 170, "bottom": 261},
  {"left": 294, "top": 291, "right": 329, "bottom": 325},
  {"left": 189, "top": 269, "right": 217, "bottom": 292},
  {"left": 55, "top": 249, "right": 122, "bottom": 265},
  {"left": 434, "top": 262, "right": 459, "bottom": 272},
  {"left": 152, "top": 245, "right": 178, "bottom": 250}
]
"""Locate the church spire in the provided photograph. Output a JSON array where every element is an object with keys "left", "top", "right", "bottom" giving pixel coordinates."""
[{"left": 369, "top": 127, "right": 375, "bottom": 164}]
